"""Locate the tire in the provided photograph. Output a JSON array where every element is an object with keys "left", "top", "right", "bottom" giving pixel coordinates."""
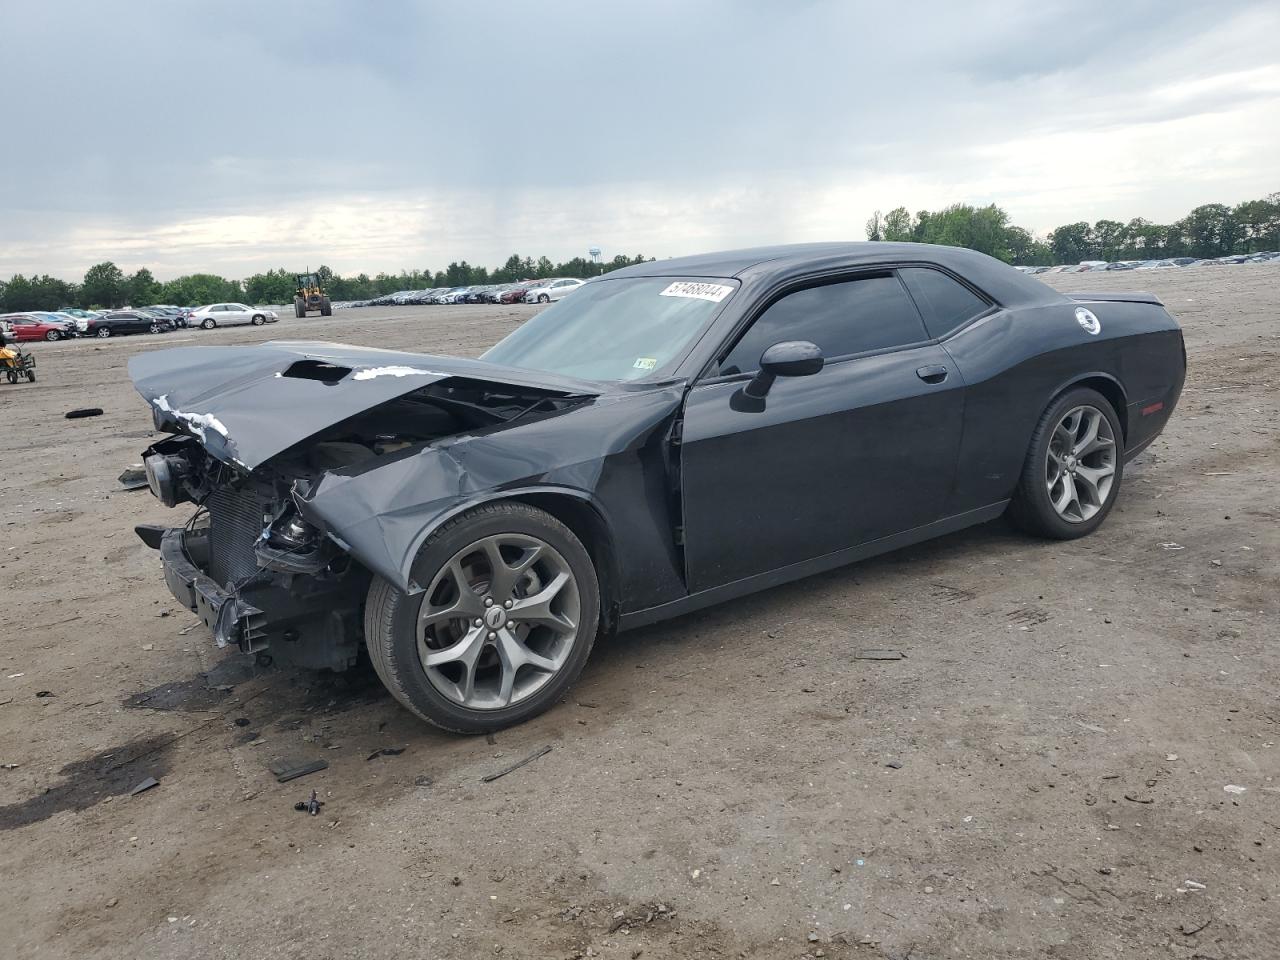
[
  {"left": 537, "top": 294, "right": 550, "bottom": 304},
  {"left": 294, "top": 299, "right": 306, "bottom": 319},
  {"left": 45, "top": 330, "right": 60, "bottom": 342},
  {"left": 1008, "top": 386, "right": 1124, "bottom": 540},
  {"left": 320, "top": 297, "right": 332, "bottom": 317},
  {"left": 96, "top": 327, "right": 112, "bottom": 338},
  {"left": 200, "top": 318, "right": 216, "bottom": 330},
  {"left": 251, "top": 314, "right": 265, "bottom": 325},
  {"left": 149, "top": 323, "right": 162, "bottom": 334},
  {"left": 26, "top": 370, "right": 35, "bottom": 383},
  {"left": 364, "top": 502, "right": 600, "bottom": 733},
  {"left": 6, "top": 370, "right": 17, "bottom": 384}
]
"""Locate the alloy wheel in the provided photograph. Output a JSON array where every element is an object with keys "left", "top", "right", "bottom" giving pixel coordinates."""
[
  {"left": 1046, "top": 404, "right": 1117, "bottom": 522},
  {"left": 417, "top": 533, "right": 580, "bottom": 710}
]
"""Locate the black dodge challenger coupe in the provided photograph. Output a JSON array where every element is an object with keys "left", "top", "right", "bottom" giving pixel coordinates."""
[{"left": 129, "top": 242, "right": 1185, "bottom": 731}]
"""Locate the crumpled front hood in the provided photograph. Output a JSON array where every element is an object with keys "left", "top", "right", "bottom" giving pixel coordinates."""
[{"left": 128, "top": 341, "right": 602, "bottom": 470}]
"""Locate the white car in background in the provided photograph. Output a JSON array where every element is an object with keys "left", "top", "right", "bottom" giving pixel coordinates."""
[
  {"left": 190, "top": 303, "right": 279, "bottom": 330},
  {"left": 524, "top": 277, "right": 586, "bottom": 303}
]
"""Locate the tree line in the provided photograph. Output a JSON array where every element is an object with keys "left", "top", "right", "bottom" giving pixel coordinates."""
[
  {"left": 0, "top": 252, "right": 653, "bottom": 312},
  {"left": 867, "top": 191, "right": 1279, "bottom": 265}
]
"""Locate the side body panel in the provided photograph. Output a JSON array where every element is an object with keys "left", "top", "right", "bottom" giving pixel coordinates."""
[
  {"left": 679, "top": 343, "right": 964, "bottom": 592},
  {"left": 941, "top": 300, "right": 1184, "bottom": 514}
]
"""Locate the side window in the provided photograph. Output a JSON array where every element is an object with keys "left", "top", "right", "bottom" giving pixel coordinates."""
[
  {"left": 720, "top": 273, "right": 927, "bottom": 375},
  {"left": 899, "top": 267, "right": 991, "bottom": 340}
]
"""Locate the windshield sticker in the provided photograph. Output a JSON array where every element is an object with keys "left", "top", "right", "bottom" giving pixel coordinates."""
[
  {"left": 633, "top": 357, "right": 658, "bottom": 371},
  {"left": 659, "top": 281, "right": 733, "bottom": 303}
]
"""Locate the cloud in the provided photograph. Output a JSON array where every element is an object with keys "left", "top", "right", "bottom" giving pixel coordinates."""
[{"left": 3, "top": 0, "right": 1277, "bottom": 279}]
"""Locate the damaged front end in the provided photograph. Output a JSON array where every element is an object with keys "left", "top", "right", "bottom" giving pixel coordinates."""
[
  {"left": 129, "top": 343, "right": 606, "bottom": 672},
  {"left": 137, "top": 433, "right": 372, "bottom": 670}
]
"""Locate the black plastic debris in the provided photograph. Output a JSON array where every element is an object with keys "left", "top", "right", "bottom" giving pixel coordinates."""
[
  {"left": 294, "top": 789, "right": 324, "bottom": 816},
  {"left": 35, "top": 690, "right": 54, "bottom": 698},
  {"left": 885, "top": 760, "right": 904, "bottom": 769},
  {"left": 855, "top": 649, "right": 904, "bottom": 661},
  {"left": 118, "top": 465, "right": 149, "bottom": 490},
  {"left": 365, "top": 747, "right": 405, "bottom": 761},
  {"left": 65, "top": 408, "right": 104, "bottom": 419},
  {"left": 271, "top": 758, "right": 328, "bottom": 783},
  {"left": 233, "top": 717, "right": 251, "bottom": 727},
  {"left": 482, "top": 745, "right": 552, "bottom": 783},
  {"left": 130, "top": 776, "right": 160, "bottom": 796}
]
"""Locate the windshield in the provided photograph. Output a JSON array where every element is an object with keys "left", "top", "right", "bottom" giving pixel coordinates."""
[{"left": 482, "top": 277, "right": 736, "bottom": 381}]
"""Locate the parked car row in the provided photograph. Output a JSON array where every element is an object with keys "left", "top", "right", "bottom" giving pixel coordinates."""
[
  {"left": 337, "top": 278, "right": 587, "bottom": 309},
  {"left": 1016, "top": 251, "right": 1280, "bottom": 275},
  {"left": 0, "top": 303, "right": 278, "bottom": 342}
]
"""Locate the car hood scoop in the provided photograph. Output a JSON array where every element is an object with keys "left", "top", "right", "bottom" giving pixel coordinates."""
[{"left": 129, "top": 341, "right": 601, "bottom": 470}]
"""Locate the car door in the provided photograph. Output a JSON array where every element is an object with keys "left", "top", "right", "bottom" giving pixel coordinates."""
[
  {"left": 679, "top": 270, "right": 966, "bottom": 593},
  {"left": 12, "top": 318, "right": 36, "bottom": 341}
]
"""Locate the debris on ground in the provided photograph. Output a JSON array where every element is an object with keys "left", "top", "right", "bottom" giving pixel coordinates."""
[
  {"left": 855, "top": 649, "right": 904, "bottom": 660},
  {"left": 365, "top": 746, "right": 406, "bottom": 761},
  {"left": 885, "top": 760, "right": 904, "bottom": 769},
  {"left": 414, "top": 775, "right": 433, "bottom": 787},
  {"left": 65, "top": 408, "right": 104, "bottom": 419},
  {"left": 1224, "top": 784, "right": 1247, "bottom": 795},
  {"left": 233, "top": 717, "right": 251, "bottom": 727},
  {"left": 294, "top": 789, "right": 324, "bottom": 816},
  {"left": 270, "top": 759, "right": 329, "bottom": 783},
  {"left": 482, "top": 744, "right": 552, "bottom": 782},
  {"left": 1159, "top": 542, "right": 1185, "bottom": 550},
  {"left": 117, "top": 465, "right": 148, "bottom": 490},
  {"left": 1180, "top": 917, "right": 1213, "bottom": 935},
  {"left": 35, "top": 690, "right": 54, "bottom": 698},
  {"left": 130, "top": 777, "right": 160, "bottom": 796}
]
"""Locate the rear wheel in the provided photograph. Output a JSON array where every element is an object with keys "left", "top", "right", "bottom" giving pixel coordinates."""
[
  {"left": 364, "top": 502, "right": 600, "bottom": 733},
  {"left": 294, "top": 298, "right": 306, "bottom": 319},
  {"left": 200, "top": 318, "right": 216, "bottom": 330},
  {"left": 6, "top": 370, "right": 17, "bottom": 384},
  {"left": 1008, "top": 387, "right": 1124, "bottom": 539}
]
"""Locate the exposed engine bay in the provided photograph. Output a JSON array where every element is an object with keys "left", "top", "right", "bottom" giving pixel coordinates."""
[{"left": 139, "top": 378, "right": 589, "bottom": 671}]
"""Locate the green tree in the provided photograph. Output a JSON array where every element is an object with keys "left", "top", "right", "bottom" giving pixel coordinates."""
[
  {"left": 1048, "top": 222, "right": 1095, "bottom": 264},
  {"left": 81, "top": 261, "right": 126, "bottom": 308},
  {"left": 864, "top": 210, "right": 883, "bottom": 241},
  {"left": 127, "top": 267, "right": 160, "bottom": 306},
  {"left": 882, "top": 207, "right": 914, "bottom": 242}
]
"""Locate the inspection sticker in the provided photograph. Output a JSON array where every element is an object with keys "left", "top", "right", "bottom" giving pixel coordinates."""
[
  {"left": 659, "top": 281, "right": 733, "bottom": 303},
  {"left": 633, "top": 357, "right": 658, "bottom": 371}
]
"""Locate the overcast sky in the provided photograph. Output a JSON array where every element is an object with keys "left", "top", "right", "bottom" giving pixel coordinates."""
[{"left": 3, "top": 0, "right": 1278, "bottom": 280}]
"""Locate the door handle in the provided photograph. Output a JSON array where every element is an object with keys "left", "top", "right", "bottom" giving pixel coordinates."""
[{"left": 916, "top": 364, "right": 949, "bottom": 384}]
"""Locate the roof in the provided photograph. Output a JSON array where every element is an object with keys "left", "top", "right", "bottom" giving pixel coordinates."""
[{"left": 607, "top": 241, "right": 1064, "bottom": 307}]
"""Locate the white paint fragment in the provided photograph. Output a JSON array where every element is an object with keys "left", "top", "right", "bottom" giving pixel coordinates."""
[
  {"left": 351, "top": 366, "right": 444, "bottom": 381},
  {"left": 152, "top": 395, "right": 229, "bottom": 443},
  {"left": 1223, "top": 784, "right": 1247, "bottom": 795}
]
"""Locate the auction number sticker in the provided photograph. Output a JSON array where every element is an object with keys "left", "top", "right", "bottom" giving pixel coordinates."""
[
  {"left": 659, "top": 281, "right": 733, "bottom": 303},
  {"left": 633, "top": 357, "right": 658, "bottom": 371}
]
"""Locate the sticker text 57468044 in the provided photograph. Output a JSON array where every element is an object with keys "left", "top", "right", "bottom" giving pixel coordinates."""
[{"left": 659, "top": 281, "right": 734, "bottom": 303}]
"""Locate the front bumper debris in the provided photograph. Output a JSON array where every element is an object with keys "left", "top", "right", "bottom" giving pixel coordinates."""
[{"left": 158, "top": 528, "right": 264, "bottom": 650}]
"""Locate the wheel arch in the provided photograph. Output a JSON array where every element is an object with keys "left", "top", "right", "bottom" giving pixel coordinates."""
[
  {"left": 1047, "top": 372, "right": 1129, "bottom": 443},
  {"left": 389, "top": 486, "right": 621, "bottom": 636}
]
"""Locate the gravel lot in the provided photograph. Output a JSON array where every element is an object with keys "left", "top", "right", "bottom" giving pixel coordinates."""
[{"left": 1, "top": 267, "right": 1277, "bottom": 960}]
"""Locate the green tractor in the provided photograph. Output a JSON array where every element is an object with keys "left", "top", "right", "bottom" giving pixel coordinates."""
[{"left": 294, "top": 272, "right": 332, "bottom": 318}]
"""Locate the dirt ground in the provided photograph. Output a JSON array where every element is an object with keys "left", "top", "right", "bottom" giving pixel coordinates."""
[{"left": 1, "top": 266, "right": 1277, "bottom": 960}]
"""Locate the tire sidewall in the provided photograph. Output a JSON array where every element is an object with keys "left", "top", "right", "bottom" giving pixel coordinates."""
[
  {"left": 201, "top": 318, "right": 215, "bottom": 329},
  {"left": 252, "top": 314, "right": 265, "bottom": 325},
  {"left": 1021, "top": 387, "right": 1125, "bottom": 539},
  {"left": 96, "top": 327, "right": 111, "bottom": 338},
  {"left": 375, "top": 505, "right": 600, "bottom": 732}
]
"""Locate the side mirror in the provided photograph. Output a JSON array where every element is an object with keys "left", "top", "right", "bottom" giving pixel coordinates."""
[{"left": 743, "top": 340, "right": 824, "bottom": 398}]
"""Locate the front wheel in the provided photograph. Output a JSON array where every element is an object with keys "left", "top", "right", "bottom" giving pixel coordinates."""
[
  {"left": 96, "top": 327, "right": 112, "bottom": 338},
  {"left": 200, "top": 318, "right": 216, "bottom": 330},
  {"left": 25, "top": 369, "right": 35, "bottom": 382},
  {"left": 1008, "top": 387, "right": 1124, "bottom": 539},
  {"left": 251, "top": 314, "right": 265, "bottom": 325},
  {"left": 6, "top": 370, "right": 17, "bottom": 384},
  {"left": 364, "top": 502, "right": 600, "bottom": 733},
  {"left": 537, "top": 294, "right": 550, "bottom": 304},
  {"left": 45, "top": 330, "right": 60, "bottom": 342}
]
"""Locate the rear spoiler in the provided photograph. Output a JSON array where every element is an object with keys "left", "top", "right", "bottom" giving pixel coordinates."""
[{"left": 1065, "top": 291, "right": 1164, "bottom": 306}]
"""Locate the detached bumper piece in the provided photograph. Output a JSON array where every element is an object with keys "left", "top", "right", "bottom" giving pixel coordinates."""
[{"left": 159, "top": 528, "right": 267, "bottom": 652}]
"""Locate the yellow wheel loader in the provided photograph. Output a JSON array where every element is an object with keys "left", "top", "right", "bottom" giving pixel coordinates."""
[{"left": 294, "top": 272, "right": 332, "bottom": 318}]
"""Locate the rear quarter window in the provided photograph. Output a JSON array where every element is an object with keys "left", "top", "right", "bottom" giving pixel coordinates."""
[{"left": 900, "top": 267, "right": 992, "bottom": 340}]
